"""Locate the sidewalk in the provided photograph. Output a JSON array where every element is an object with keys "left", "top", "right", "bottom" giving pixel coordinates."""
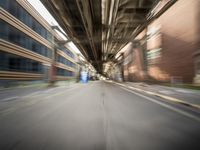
[
  {"left": 125, "top": 82, "right": 200, "bottom": 106},
  {"left": 0, "top": 80, "right": 77, "bottom": 91},
  {"left": 0, "top": 80, "right": 79, "bottom": 102}
]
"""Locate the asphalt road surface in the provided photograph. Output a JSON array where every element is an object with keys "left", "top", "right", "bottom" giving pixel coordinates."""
[{"left": 0, "top": 81, "right": 199, "bottom": 150}]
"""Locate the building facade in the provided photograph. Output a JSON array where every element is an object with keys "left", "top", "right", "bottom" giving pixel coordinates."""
[
  {"left": 0, "top": 0, "right": 78, "bottom": 86},
  {"left": 53, "top": 30, "right": 78, "bottom": 81},
  {"left": 122, "top": 0, "right": 200, "bottom": 84}
]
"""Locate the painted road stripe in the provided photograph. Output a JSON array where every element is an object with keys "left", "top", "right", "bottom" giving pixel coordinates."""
[
  {"left": 1, "top": 96, "right": 19, "bottom": 102},
  {"left": 111, "top": 81, "right": 200, "bottom": 110},
  {"left": 44, "top": 85, "right": 80, "bottom": 99},
  {"left": 0, "top": 84, "right": 81, "bottom": 116},
  {"left": 119, "top": 86, "right": 200, "bottom": 123}
]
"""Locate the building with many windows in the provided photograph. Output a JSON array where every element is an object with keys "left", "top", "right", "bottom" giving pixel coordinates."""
[
  {"left": 53, "top": 29, "right": 78, "bottom": 81},
  {"left": 0, "top": 0, "right": 78, "bottom": 86}
]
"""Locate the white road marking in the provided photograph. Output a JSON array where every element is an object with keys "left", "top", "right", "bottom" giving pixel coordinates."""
[
  {"left": 175, "top": 89, "right": 195, "bottom": 93},
  {"left": 111, "top": 82, "right": 200, "bottom": 110},
  {"left": 119, "top": 86, "right": 200, "bottom": 123},
  {"left": 44, "top": 86, "right": 79, "bottom": 99},
  {"left": 0, "top": 85, "right": 80, "bottom": 116},
  {"left": 1, "top": 96, "right": 19, "bottom": 102},
  {"left": 43, "top": 88, "right": 56, "bottom": 93},
  {"left": 159, "top": 90, "right": 174, "bottom": 94},
  {"left": 22, "top": 91, "right": 42, "bottom": 98}
]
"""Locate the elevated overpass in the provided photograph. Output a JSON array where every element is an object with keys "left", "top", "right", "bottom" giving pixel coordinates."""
[{"left": 41, "top": 0, "right": 177, "bottom": 73}]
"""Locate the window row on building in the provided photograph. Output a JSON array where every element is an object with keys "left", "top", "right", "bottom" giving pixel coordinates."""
[
  {"left": 58, "top": 46, "right": 75, "bottom": 59},
  {"left": 0, "top": 51, "right": 43, "bottom": 73},
  {"left": 0, "top": 19, "right": 52, "bottom": 58},
  {"left": 56, "top": 67, "right": 74, "bottom": 77},
  {"left": 0, "top": 0, "right": 52, "bottom": 42},
  {"left": 0, "top": 49, "right": 77, "bottom": 78},
  {"left": 0, "top": 0, "right": 78, "bottom": 82},
  {"left": 56, "top": 54, "right": 76, "bottom": 68}
]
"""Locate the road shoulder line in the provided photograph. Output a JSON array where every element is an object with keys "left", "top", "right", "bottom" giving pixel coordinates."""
[
  {"left": 119, "top": 85, "right": 200, "bottom": 122},
  {"left": 106, "top": 81, "right": 200, "bottom": 110}
]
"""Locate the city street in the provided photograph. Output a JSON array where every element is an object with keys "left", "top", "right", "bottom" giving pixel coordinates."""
[{"left": 0, "top": 81, "right": 199, "bottom": 150}]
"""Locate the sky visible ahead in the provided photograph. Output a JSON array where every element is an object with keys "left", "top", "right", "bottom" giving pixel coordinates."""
[{"left": 27, "top": 0, "right": 81, "bottom": 55}]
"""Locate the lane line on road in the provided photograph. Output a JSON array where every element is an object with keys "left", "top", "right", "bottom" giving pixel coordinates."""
[
  {"left": 119, "top": 86, "right": 200, "bottom": 122},
  {"left": 0, "top": 108, "right": 16, "bottom": 116},
  {"left": 0, "top": 84, "right": 81, "bottom": 117},
  {"left": 20, "top": 85, "right": 80, "bottom": 99},
  {"left": 44, "top": 86, "right": 80, "bottom": 99},
  {"left": 22, "top": 91, "right": 42, "bottom": 98},
  {"left": 1, "top": 96, "right": 19, "bottom": 102},
  {"left": 109, "top": 81, "right": 200, "bottom": 110}
]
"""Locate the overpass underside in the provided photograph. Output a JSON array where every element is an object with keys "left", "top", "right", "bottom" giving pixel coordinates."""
[{"left": 41, "top": 0, "right": 176, "bottom": 73}]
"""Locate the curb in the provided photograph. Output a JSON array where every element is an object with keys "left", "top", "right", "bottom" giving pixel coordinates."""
[
  {"left": 0, "top": 83, "right": 49, "bottom": 91},
  {"left": 108, "top": 81, "right": 200, "bottom": 110}
]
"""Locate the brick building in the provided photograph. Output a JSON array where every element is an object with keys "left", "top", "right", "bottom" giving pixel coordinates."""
[{"left": 122, "top": 0, "right": 200, "bottom": 84}]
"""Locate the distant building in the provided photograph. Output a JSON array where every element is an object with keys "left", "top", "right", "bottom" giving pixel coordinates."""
[
  {"left": 53, "top": 30, "right": 78, "bottom": 81},
  {"left": 0, "top": 0, "right": 78, "bottom": 86}
]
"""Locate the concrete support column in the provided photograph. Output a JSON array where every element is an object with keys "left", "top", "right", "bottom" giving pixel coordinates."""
[
  {"left": 121, "top": 52, "right": 125, "bottom": 82},
  {"left": 193, "top": 1, "right": 200, "bottom": 85},
  {"left": 49, "top": 27, "right": 56, "bottom": 86},
  {"left": 193, "top": 50, "right": 200, "bottom": 85}
]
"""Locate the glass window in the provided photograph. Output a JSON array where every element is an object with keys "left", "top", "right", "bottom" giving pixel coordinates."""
[
  {"left": 0, "top": 0, "right": 52, "bottom": 43},
  {"left": 56, "top": 67, "right": 74, "bottom": 77},
  {"left": 58, "top": 46, "right": 74, "bottom": 59},
  {"left": 0, "top": 19, "right": 52, "bottom": 58},
  {"left": 0, "top": 20, "right": 9, "bottom": 40},
  {"left": 56, "top": 54, "right": 76, "bottom": 68},
  {"left": 0, "top": 51, "right": 43, "bottom": 73}
]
